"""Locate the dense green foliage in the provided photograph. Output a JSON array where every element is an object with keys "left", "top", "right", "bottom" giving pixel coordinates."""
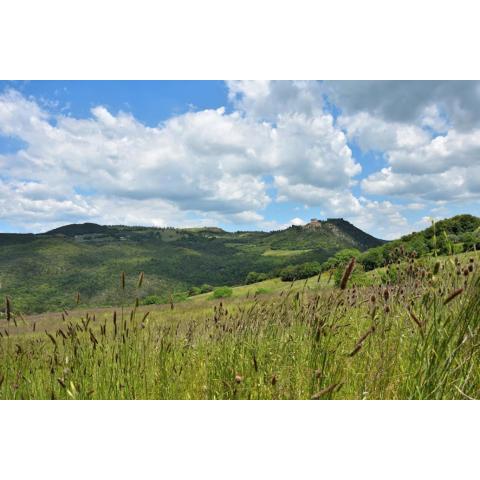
[
  {"left": 245, "top": 271, "right": 270, "bottom": 284},
  {"left": 0, "top": 219, "right": 383, "bottom": 314},
  {"left": 354, "top": 215, "right": 480, "bottom": 271},
  {"left": 280, "top": 261, "right": 322, "bottom": 281},
  {"left": 211, "top": 286, "right": 233, "bottom": 299}
]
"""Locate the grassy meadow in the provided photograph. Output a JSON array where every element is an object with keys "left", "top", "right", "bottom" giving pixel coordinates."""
[{"left": 1, "top": 250, "right": 479, "bottom": 399}]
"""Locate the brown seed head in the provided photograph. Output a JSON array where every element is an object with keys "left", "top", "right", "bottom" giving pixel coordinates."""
[{"left": 340, "top": 257, "right": 356, "bottom": 290}]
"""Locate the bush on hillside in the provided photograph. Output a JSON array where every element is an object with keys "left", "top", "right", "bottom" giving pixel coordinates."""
[
  {"left": 280, "top": 261, "right": 322, "bottom": 282},
  {"left": 142, "top": 295, "right": 163, "bottom": 305},
  {"left": 211, "top": 286, "right": 233, "bottom": 299},
  {"left": 321, "top": 248, "right": 362, "bottom": 272},
  {"left": 245, "top": 271, "right": 269, "bottom": 284},
  {"left": 200, "top": 284, "right": 214, "bottom": 293},
  {"left": 188, "top": 286, "right": 202, "bottom": 296}
]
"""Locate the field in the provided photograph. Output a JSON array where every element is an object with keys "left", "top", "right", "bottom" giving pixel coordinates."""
[{"left": 1, "top": 251, "right": 479, "bottom": 399}]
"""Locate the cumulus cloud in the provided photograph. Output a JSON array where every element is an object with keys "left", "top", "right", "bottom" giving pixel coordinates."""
[
  {"left": 348, "top": 199, "right": 410, "bottom": 240},
  {"left": 327, "top": 80, "right": 480, "bottom": 131},
  {"left": 0, "top": 84, "right": 364, "bottom": 232},
  {"left": 356, "top": 126, "right": 480, "bottom": 202},
  {"left": 331, "top": 82, "right": 480, "bottom": 207},
  {"left": 290, "top": 217, "right": 306, "bottom": 226},
  {"left": 227, "top": 80, "right": 325, "bottom": 121},
  {"left": 338, "top": 112, "right": 430, "bottom": 152},
  {"left": 3, "top": 81, "right": 476, "bottom": 238}
]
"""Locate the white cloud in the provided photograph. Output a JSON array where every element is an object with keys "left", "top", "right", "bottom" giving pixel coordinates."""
[
  {"left": 0, "top": 84, "right": 366, "bottom": 232},
  {"left": 227, "top": 80, "right": 325, "bottom": 121},
  {"left": 338, "top": 112, "right": 431, "bottom": 152},
  {"left": 326, "top": 81, "right": 480, "bottom": 131},
  {"left": 349, "top": 199, "right": 410, "bottom": 240},
  {"left": 290, "top": 217, "right": 306, "bottom": 226},
  {"left": 334, "top": 84, "right": 480, "bottom": 206},
  {"left": 3, "top": 81, "right": 476, "bottom": 240}
]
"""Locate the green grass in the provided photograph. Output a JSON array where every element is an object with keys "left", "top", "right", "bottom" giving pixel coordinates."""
[
  {"left": 262, "top": 248, "right": 312, "bottom": 257},
  {"left": 1, "top": 252, "right": 479, "bottom": 399}
]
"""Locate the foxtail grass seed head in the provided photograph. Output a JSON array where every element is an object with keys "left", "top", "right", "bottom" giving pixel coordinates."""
[
  {"left": 75, "top": 292, "right": 80, "bottom": 305},
  {"left": 121, "top": 271, "right": 126, "bottom": 290},
  {"left": 137, "top": 271, "right": 144, "bottom": 288},
  {"left": 340, "top": 258, "right": 356, "bottom": 290},
  {"left": 444, "top": 288, "right": 464, "bottom": 305},
  {"left": 5, "top": 296, "right": 11, "bottom": 322}
]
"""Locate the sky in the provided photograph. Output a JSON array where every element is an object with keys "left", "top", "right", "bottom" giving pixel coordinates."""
[{"left": 1, "top": 80, "right": 480, "bottom": 239}]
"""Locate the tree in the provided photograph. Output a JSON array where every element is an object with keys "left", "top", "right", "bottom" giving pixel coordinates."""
[
  {"left": 358, "top": 247, "right": 385, "bottom": 271},
  {"left": 212, "top": 286, "right": 233, "bottom": 299},
  {"left": 245, "top": 271, "right": 269, "bottom": 284},
  {"left": 280, "top": 262, "right": 322, "bottom": 281}
]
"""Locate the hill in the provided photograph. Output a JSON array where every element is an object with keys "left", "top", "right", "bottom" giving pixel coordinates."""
[
  {"left": 1, "top": 240, "right": 478, "bottom": 400},
  {"left": 354, "top": 214, "right": 480, "bottom": 271},
  {"left": 43, "top": 222, "right": 111, "bottom": 236},
  {"left": 0, "top": 218, "right": 384, "bottom": 313}
]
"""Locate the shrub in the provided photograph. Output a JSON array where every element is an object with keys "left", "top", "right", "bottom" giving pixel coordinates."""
[
  {"left": 188, "top": 286, "right": 202, "bottom": 296},
  {"left": 200, "top": 284, "right": 214, "bottom": 294},
  {"left": 245, "top": 271, "right": 269, "bottom": 284},
  {"left": 172, "top": 292, "right": 189, "bottom": 303},
  {"left": 211, "top": 286, "right": 233, "bottom": 299},
  {"left": 322, "top": 249, "right": 362, "bottom": 272},
  {"left": 142, "top": 295, "right": 163, "bottom": 305},
  {"left": 358, "top": 247, "right": 385, "bottom": 271},
  {"left": 280, "top": 262, "right": 322, "bottom": 281}
]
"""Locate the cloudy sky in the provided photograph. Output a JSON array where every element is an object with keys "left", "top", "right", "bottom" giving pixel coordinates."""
[{"left": 1, "top": 80, "right": 479, "bottom": 239}]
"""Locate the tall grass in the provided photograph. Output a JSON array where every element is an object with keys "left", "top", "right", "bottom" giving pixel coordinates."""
[{"left": 0, "top": 253, "right": 479, "bottom": 399}]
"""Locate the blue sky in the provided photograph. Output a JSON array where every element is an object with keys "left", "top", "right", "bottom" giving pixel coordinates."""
[{"left": 1, "top": 80, "right": 480, "bottom": 238}]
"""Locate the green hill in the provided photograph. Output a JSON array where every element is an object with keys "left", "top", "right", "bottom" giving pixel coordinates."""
[
  {"left": 355, "top": 214, "right": 480, "bottom": 271},
  {"left": 0, "top": 218, "right": 384, "bottom": 313}
]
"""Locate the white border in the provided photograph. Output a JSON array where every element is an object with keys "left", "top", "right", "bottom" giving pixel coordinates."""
[
  {"left": 1, "top": 1, "right": 479, "bottom": 478},
  {"left": 1, "top": 0, "right": 480, "bottom": 79},
  {"left": 1, "top": 400, "right": 478, "bottom": 479}
]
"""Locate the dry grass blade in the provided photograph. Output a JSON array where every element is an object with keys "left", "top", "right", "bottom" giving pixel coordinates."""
[
  {"left": 349, "top": 325, "right": 376, "bottom": 357},
  {"left": 137, "top": 271, "right": 144, "bottom": 288},
  {"left": 407, "top": 307, "right": 424, "bottom": 335},
  {"left": 311, "top": 383, "right": 342, "bottom": 399},
  {"left": 444, "top": 288, "right": 464, "bottom": 305}
]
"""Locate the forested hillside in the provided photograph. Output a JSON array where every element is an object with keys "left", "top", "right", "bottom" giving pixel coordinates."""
[{"left": 0, "top": 218, "right": 383, "bottom": 313}]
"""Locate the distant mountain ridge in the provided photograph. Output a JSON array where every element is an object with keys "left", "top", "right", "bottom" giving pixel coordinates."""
[
  {"left": 0, "top": 217, "right": 386, "bottom": 313},
  {"left": 43, "top": 222, "right": 110, "bottom": 236}
]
